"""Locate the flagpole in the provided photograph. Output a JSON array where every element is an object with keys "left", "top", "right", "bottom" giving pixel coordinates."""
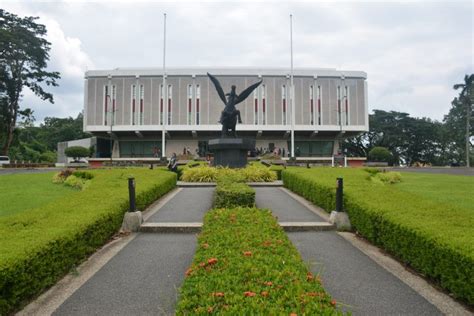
[
  {"left": 161, "top": 13, "right": 167, "bottom": 158},
  {"left": 290, "top": 14, "right": 295, "bottom": 158}
]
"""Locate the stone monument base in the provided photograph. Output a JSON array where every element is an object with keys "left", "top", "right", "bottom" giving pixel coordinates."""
[{"left": 208, "top": 138, "right": 255, "bottom": 168}]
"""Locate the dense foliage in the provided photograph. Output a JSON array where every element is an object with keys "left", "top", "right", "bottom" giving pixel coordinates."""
[
  {"left": 6, "top": 113, "right": 90, "bottom": 162},
  {"left": 176, "top": 207, "right": 341, "bottom": 315},
  {"left": 180, "top": 165, "right": 277, "bottom": 183},
  {"left": 0, "top": 168, "right": 177, "bottom": 314},
  {"left": 367, "top": 146, "right": 393, "bottom": 163},
  {"left": 282, "top": 168, "right": 474, "bottom": 305},
  {"left": 0, "top": 9, "right": 60, "bottom": 155}
]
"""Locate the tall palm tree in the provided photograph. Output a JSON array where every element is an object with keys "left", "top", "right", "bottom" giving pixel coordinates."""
[{"left": 453, "top": 74, "right": 474, "bottom": 167}]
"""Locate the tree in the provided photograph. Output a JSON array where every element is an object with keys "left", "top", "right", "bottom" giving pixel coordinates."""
[
  {"left": 452, "top": 74, "right": 474, "bottom": 167},
  {"left": 368, "top": 146, "right": 393, "bottom": 163},
  {"left": 0, "top": 9, "right": 60, "bottom": 155},
  {"left": 65, "top": 146, "right": 90, "bottom": 162}
]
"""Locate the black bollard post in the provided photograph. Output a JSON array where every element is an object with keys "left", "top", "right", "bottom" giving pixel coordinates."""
[
  {"left": 335, "top": 177, "right": 343, "bottom": 212},
  {"left": 150, "top": 163, "right": 154, "bottom": 170},
  {"left": 128, "top": 177, "right": 136, "bottom": 212}
]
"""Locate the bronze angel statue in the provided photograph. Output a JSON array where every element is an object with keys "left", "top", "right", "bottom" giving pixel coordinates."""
[{"left": 207, "top": 73, "right": 262, "bottom": 137}]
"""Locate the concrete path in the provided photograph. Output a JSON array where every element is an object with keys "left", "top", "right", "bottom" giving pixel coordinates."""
[
  {"left": 54, "top": 233, "right": 196, "bottom": 316},
  {"left": 53, "top": 188, "right": 214, "bottom": 315},
  {"left": 255, "top": 187, "right": 324, "bottom": 222},
  {"left": 289, "top": 232, "right": 441, "bottom": 315},
  {"left": 255, "top": 188, "right": 442, "bottom": 316},
  {"left": 146, "top": 188, "right": 214, "bottom": 223}
]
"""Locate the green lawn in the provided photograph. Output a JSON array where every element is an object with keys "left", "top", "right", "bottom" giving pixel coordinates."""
[
  {"left": 396, "top": 172, "right": 473, "bottom": 211},
  {"left": 0, "top": 168, "right": 177, "bottom": 315},
  {"left": 0, "top": 172, "right": 77, "bottom": 217},
  {"left": 282, "top": 167, "right": 474, "bottom": 304}
]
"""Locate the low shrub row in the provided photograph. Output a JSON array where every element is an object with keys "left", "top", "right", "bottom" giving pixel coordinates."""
[
  {"left": 214, "top": 180, "right": 255, "bottom": 208},
  {"left": 0, "top": 168, "right": 177, "bottom": 315},
  {"left": 176, "top": 207, "right": 341, "bottom": 315},
  {"left": 180, "top": 165, "right": 277, "bottom": 183},
  {"left": 282, "top": 168, "right": 474, "bottom": 305}
]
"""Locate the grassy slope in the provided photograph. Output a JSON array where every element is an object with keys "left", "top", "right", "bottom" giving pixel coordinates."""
[
  {"left": 0, "top": 173, "right": 77, "bottom": 217},
  {"left": 286, "top": 167, "right": 474, "bottom": 257}
]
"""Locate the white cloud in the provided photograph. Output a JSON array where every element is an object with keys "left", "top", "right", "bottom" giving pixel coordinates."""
[{"left": 1, "top": 0, "right": 472, "bottom": 123}]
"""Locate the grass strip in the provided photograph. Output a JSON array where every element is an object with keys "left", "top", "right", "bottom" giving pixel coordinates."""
[
  {"left": 0, "top": 168, "right": 176, "bottom": 315},
  {"left": 282, "top": 167, "right": 474, "bottom": 305},
  {"left": 176, "top": 207, "right": 342, "bottom": 315}
]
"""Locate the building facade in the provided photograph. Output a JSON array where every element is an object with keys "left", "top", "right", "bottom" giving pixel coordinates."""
[{"left": 83, "top": 68, "right": 368, "bottom": 159}]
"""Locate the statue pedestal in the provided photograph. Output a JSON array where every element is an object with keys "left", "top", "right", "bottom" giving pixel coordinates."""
[{"left": 208, "top": 138, "right": 255, "bottom": 168}]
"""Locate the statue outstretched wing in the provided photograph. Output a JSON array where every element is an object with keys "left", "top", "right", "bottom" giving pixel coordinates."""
[
  {"left": 235, "top": 79, "right": 263, "bottom": 105},
  {"left": 207, "top": 73, "right": 227, "bottom": 105}
]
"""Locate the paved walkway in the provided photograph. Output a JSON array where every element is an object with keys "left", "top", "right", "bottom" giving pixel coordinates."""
[
  {"left": 257, "top": 188, "right": 441, "bottom": 316},
  {"left": 146, "top": 188, "right": 214, "bottom": 223},
  {"left": 54, "top": 233, "right": 196, "bottom": 316},
  {"left": 255, "top": 187, "right": 324, "bottom": 222},
  {"left": 46, "top": 186, "right": 446, "bottom": 315}
]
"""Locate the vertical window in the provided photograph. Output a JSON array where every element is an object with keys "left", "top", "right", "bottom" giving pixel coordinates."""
[
  {"left": 112, "top": 85, "right": 116, "bottom": 125},
  {"left": 139, "top": 85, "right": 144, "bottom": 125},
  {"left": 261, "top": 85, "right": 266, "bottom": 125},
  {"left": 337, "top": 86, "right": 341, "bottom": 125},
  {"left": 282, "top": 85, "right": 287, "bottom": 125},
  {"left": 131, "top": 84, "right": 137, "bottom": 125},
  {"left": 310, "top": 85, "right": 314, "bottom": 125},
  {"left": 104, "top": 85, "right": 109, "bottom": 125},
  {"left": 196, "top": 84, "right": 200, "bottom": 125},
  {"left": 345, "top": 86, "right": 349, "bottom": 125},
  {"left": 187, "top": 85, "right": 193, "bottom": 125},
  {"left": 160, "top": 84, "right": 164, "bottom": 125},
  {"left": 317, "top": 86, "right": 321, "bottom": 125},
  {"left": 167, "top": 85, "right": 172, "bottom": 125},
  {"left": 254, "top": 90, "right": 258, "bottom": 125}
]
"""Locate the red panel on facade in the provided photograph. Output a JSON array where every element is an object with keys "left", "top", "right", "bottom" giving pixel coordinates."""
[
  {"left": 254, "top": 99, "right": 258, "bottom": 112},
  {"left": 263, "top": 99, "right": 266, "bottom": 112},
  {"left": 160, "top": 99, "right": 163, "bottom": 112},
  {"left": 188, "top": 99, "right": 192, "bottom": 112},
  {"left": 283, "top": 99, "right": 286, "bottom": 112},
  {"left": 140, "top": 100, "right": 143, "bottom": 112},
  {"left": 318, "top": 99, "right": 321, "bottom": 112},
  {"left": 196, "top": 99, "right": 200, "bottom": 112}
]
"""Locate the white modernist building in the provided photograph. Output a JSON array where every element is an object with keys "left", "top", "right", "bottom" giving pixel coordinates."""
[{"left": 83, "top": 67, "right": 368, "bottom": 160}]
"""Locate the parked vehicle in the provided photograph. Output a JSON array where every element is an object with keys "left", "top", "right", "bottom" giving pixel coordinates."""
[{"left": 0, "top": 156, "right": 10, "bottom": 166}]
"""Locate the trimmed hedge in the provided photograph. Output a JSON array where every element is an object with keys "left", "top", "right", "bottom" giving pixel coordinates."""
[
  {"left": 176, "top": 207, "right": 341, "bottom": 315},
  {"left": 0, "top": 169, "right": 177, "bottom": 315},
  {"left": 282, "top": 168, "right": 474, "bottom": 305},
  {"left": 214, "top": 181, "right": 255, "bottom": 208}
]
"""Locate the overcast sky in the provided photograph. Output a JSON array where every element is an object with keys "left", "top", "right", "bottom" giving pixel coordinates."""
[{"left": 2, "top": 0, "right": 473, "bottom": 123}]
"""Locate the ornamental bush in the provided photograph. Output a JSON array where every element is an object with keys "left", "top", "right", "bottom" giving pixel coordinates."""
[
  {"left": 214, "top": 180, "right": 255, "bottom": 208},
  {"left": 0, "top": 168, "right": 177, "bottom": 315},
  {"left": 64, "top": 146, "right": 90, "bottom": 161},
  {"left": 176, "top": 207, "right": 341, "bottom": 315},
  {"left": 368, "top": 146, "right": 392, "bottom": 163},
  {"left": 180, "top": 165, "right": 277, "bottom": 183}
]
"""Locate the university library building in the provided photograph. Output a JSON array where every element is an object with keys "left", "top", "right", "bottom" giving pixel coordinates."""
[{"left": 59, "top": 68, "right": 368, "bottom": 166}]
